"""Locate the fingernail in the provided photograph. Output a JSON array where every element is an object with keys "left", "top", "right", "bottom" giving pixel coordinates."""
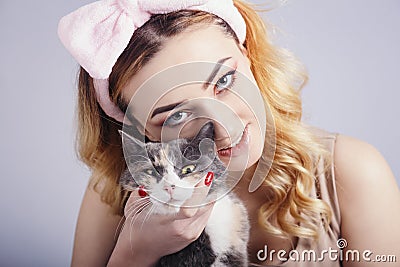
[
  {"left": 138, "top": 185, "right": 147, "bottom": 197},
  {"left": 205, "top": 172, "right": 214, "bottom": 186}
]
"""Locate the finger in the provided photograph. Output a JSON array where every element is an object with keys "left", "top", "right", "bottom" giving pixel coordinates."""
[
  {"left": 184, "top": 176, "right": 212, "bottom": 206},
  {"left": 189, "top": 202, "right": 214, "bottom": 229},
  {"left": 190, "top": 201, "right": 215, "bottom": 221},
  {"left": 178, "top": 203, "right": 214, "bottom": 241},
  {"left": 194, "top": 171, "right": 214, "bottom": 188},
  {"left": 164, "top": 202, "right": 214, "bottom": 229},
  {"left": 175, "top": 173, "right": 215, "bottom": 219}
]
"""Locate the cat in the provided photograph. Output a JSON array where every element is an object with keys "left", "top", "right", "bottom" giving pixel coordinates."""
[{"left": 118, "top": 122, "right": 250, "bottom": 267}]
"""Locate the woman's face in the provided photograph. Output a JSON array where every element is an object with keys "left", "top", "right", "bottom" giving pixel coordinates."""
[{"left": 121, "top": 25, "right": 266, "bottom": 171}]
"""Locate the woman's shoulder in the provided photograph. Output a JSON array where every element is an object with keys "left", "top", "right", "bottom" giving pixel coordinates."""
[
  {"left": 305, "top": 125, "right": 397, "bottom": 200},
  {"left": 71, "top": 185, "right": 124, "bottom": 266},
  {"left": 332, "top": 132, "right": 399, "bottom": 210},
  {"left": 303, "top": 126, "right": 400, "bottom": 262},
  {"left": 333, "top": 132, "right": 396, "bottom": 190},
  {"left": 330, "top": 132, "right": 400, "bottom": 259}
]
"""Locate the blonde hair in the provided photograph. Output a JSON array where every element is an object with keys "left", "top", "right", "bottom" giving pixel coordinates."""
[{"left": 75, "top": 0, "right": 332, "bottom": 241}]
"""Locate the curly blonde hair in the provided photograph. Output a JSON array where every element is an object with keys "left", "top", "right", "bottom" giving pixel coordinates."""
[{"left": 75, "top": 0, "right": 332, "bottom": 241}]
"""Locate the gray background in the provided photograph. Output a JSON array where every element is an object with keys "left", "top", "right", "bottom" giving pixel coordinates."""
[{"left": 1, "top": 0, "right": 399, "bottom": 266}]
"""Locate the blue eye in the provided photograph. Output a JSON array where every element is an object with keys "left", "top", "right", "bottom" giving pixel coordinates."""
[
  {"left": 215, "top": 70, "right": 236, "bottom": 93},
  {"left": 164, "top": 111, "right": 190, "bottom": 126}
]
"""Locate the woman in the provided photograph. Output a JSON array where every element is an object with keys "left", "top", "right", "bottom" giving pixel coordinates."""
[{"left": 58, "top": 0, "right": 400, "bottom": 266}]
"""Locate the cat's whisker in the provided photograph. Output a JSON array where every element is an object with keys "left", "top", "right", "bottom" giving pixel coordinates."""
[
  {"left": 124, "top": 205, "right": 148, "bottom": 226},
  {"left": 113, "top": 220, "right": 126, "bottom": 241},
  {"left": 128, "top": 194, "right": 151, "bottom": 204},
  {"left": 127, "top": 202, "right": 151, "bottom": 228},
  {"left": 128, "top": 201, "right": 152, "bottom": 240},
  {"left": 127, "top": 204, "right": 152, "bottom": 250},
  {"left": 114, "top": 199, "right": 149, "bottom": 237},
  {"left": 124, "top": 198, "right": 150, "bottom": 222},
  {"left": 125, "top": 198, "right": 151, "bottom": 218},
  {"left": 115, "top": 199, "right": 151, "bottom": 240},
  {"left": 123, "top": 198, "right": 150, "bottom": 216},
  {"left": 140, "top": 203, "right": 156, "bottom": 232},
  {"left": 125, "top": 201, "right": 152, "bottom": 251}
]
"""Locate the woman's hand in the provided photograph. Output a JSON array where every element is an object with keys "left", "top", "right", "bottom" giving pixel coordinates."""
[{"left": 107, "top": 174, "right": 215, "bottom": 267}]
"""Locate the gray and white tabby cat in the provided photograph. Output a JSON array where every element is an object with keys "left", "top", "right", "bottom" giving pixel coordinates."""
[{"left": 118, "top": 122, "right": 250, "bottom": 267}]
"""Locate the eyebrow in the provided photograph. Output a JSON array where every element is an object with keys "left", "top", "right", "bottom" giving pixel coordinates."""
[
  {"left": 202, "top": 56, "right": 232, "bottom": 90},
  {"left": 151, "top": 101, "right": 184, "bottom": 118}
]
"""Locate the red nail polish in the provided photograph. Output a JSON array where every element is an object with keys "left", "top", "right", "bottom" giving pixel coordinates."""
[
  {"left": 138, "top": 185, "right": 147, "bottom": 197},
  {"left": 205, "top": 172, "right": 214, "bottom": 186}
]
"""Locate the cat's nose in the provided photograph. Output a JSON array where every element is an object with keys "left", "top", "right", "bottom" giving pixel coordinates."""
[{"left": 164, "top": 185, "right": 175, "bottom": 195}]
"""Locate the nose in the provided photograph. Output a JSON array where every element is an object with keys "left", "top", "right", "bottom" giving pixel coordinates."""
[
  {"left": 163, "top": 184, "right": 175, "bottom": 195},
  {"left": 206, "top": 104, "right": 244, "bottom": 145},
  {"left": 200, "top": 99, "right": 243, "bottom": 140},
  {"left": 212, "top": 119, "right": 239, "bottom": 142}
]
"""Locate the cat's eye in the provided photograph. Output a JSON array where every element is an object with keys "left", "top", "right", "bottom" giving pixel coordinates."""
[
  {"left": 181, "top": 164, "right": 196, "bottom": 175},
  {"left": 145, "top": 168, "right": 156, "bottom": 176}
]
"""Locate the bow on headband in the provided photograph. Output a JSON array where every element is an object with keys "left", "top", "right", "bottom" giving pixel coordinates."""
[{"left": 58, "top": 0, "right": 246, "bottom": 123}]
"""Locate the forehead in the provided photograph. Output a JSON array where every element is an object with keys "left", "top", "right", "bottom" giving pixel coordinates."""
[{"left": 121, "top": 25, "right": 243, "bottom": 111}]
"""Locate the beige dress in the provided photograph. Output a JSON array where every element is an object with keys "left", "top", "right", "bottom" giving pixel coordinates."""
[{"left": 249, "top": 127, "right": 342, "bottom": 267}]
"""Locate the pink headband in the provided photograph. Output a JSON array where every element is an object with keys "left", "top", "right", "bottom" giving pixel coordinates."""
[{"left": 57, "top": 0, "right": 247, "bottom": 123}]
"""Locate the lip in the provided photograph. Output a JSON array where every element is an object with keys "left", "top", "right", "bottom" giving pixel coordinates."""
[
  {"left": 217, "top": 124, "right": 249, "bottom": 158},
  {"left": 218, "top": 130, "right": 244, "bottom": 150}
]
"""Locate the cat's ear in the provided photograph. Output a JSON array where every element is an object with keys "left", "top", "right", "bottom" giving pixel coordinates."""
[
  {"left": 190, "top": 122, "right": 216, "bottom": 157},
  {"left": 192, "top": 121, "right": 215, "bottom": 143},
  {"left": 118, "top": 129, "right": 145, "bottom": 155}
]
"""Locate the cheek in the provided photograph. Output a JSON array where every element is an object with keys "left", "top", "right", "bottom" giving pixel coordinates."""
[
  {"left": 247, "top": 123, "right": 264, "bottom": 167},
  {"left": 235, "top": 95, "right": 266, "bottom": 168}
]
